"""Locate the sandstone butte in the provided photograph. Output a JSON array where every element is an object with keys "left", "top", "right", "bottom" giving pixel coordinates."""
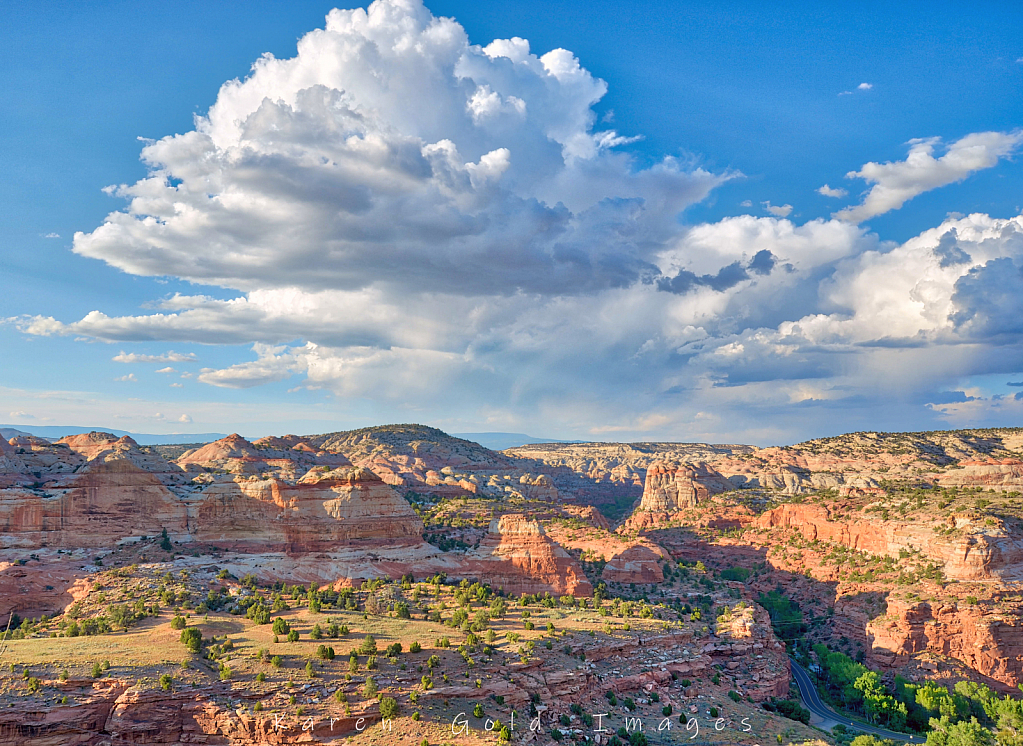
[{"left": 0, "top": 431, "right": 592, "bottom": 619}]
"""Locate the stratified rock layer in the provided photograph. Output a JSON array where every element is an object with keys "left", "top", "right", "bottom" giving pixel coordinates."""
[
  {"left": 461, "top": 514, "right": 592, "bottom": 597},
  {"left": 601, "top": 545, "right": 667, "bottom": 584},
  {"left": 618, "top": 460, "right": 731, "bottom": 531},
  {"left": 190, "top": 466, "right": 424, "bottom": 553}
]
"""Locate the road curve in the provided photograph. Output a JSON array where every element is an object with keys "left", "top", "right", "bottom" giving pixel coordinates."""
[{"left": 788, "top": 656, "right": 926, "bottom": 744}]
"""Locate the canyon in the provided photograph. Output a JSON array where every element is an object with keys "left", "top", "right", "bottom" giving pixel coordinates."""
[{"left": 3, "top": 423, "right": 1023, "bottom": 744}]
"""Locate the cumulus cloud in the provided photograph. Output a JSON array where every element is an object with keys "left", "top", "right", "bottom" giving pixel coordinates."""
[
  {"left": 43, "top": 233, "right": 60, "bottom": 239},
  {"left": 71, "top": 0, "right": 726, "bottom": 299},
  {"left": 835, "top": 131, "right": 1023, "bottom": 223},
  {"left": 112, "top": 351, "right": 197, "bottom": 363},
  {"left": 177, "top": 414, "right": 192, "bottom": 423},
  {"left": 155, "top": 366, "right": 176, "bottom": 373},
  {"left": 817, "top": 184, "right": 847, "bottom": 198},
  {"left": 115, "top": 373, "right": 138, "bottom": 382}
]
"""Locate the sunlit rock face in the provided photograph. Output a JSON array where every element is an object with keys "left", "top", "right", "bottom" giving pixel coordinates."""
[
  {"left": 460, "top": 513, "right": 592, "bottom": 597},
  {"left": 189, "top": 465, "right": 424, "bottom": 553}
]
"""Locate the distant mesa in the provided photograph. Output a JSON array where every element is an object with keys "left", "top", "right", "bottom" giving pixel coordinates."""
[{"left": 0, "top": 423, "right": 228, "bottom": 445}]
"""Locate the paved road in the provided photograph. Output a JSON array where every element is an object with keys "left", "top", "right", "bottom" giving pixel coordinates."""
[{"left": 788, "top": 656, "right": 926, "bottom": 744}]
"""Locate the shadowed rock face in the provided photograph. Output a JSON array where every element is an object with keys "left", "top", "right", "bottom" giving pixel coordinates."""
[
  {"left": 601, "top": 545, "right": 666, "bottom": 584},
  {"left": 868, "top": 597, "right": 1023, "bottom": 691},
  {"left": 461, "top": 514, "right": 593, "bottom": 597}
]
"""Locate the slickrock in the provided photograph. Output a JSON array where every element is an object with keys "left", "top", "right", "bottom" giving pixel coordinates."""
[
  {"left": 0, "top": 457, "right": 188, "bottom": 549},
  {"left": 461, "top": 514, "right": 593, "bottom": 597},
  {"left": 937, "top": 458, "right": 1023, "bottom": 491}
]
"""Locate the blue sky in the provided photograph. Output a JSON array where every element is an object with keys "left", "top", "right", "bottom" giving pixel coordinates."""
[{"left": 2, "top": 0, "right": 1022, "bottom": 444}]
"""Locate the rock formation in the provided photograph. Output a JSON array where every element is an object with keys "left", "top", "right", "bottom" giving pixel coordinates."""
[
  {"left": 618, "top": 460, "right": 732, "bottom": 531},
  {"left": 937, "top": 458, "right": 1023, "bottom": 491},
  {"left": 601, "top": 545, "right": 667, "bottom": 584},
  {"left": 757, "top": 503, "right": 1023, "bottom": 582},
  {"left": 190, "top": 465, "right": 424, "bottom": 553},
  {"left": 461, "top": 514, "right": 592, "bottom": 597},
  {"left": 868, "top": 596, "right": 1023, "bottom": 691}
]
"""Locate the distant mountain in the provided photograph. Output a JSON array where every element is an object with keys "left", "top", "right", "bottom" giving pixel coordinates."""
[
  {"left": 0, "top": 424, "right": 227, "bottom": 446},
  {"left": 452, "top": 431, "right": 584, "bottom": 451}
]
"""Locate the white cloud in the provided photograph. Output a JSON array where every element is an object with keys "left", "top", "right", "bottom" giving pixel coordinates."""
[
  {"left": 857, "top": 83, "right": 873, "bottom": 90},
  {"left": 762, "top": 201, "right": 793, "bottom": 218},
  {"left": 8, "top": 411, "right": 33, "bottom": 419},
  {"left": 739, "top": 199, "right": 752, "bottom": 207},
  {"left": 155, "top": 366, "right": 176, "bottom": 374},
  {"left": 817, "top": 184, "right": 847, "bottom": 198},
  {"left": 112, "top": 351, "right": 197, "bottom": 364},
  {"left": 170, "top": 383, "right": 184, "bottom": 388},
  {"left": 115, "top": 374, "right": 138, "bottom": 382},
  {"left": 177, "top": 414, "right": 192, "bottom": 423},
  {"left": 70, "top": 0, "right": 726, "bottom": 299},
  {"left": 43, "top": 233, "right": 60, "bottom": 239},
  {"left": 835, "top": 130, "right": 1023, "bottom": 223}
]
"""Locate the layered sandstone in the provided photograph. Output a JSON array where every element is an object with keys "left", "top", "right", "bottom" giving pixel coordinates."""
[
  {"left": 189, "top": 466, "right": 424, "bottom": 553},
  {"left": 0, "top": 679, "right": 383, "bottom": 745},
  {"left": 0, "top": 458, "right": 189, "bottom": 549},
  {"left": 601, "top": 545, "right": 667, "bottom": 584},
  {"left": 937, "top": 458, "right": 1023, "bottom": 492},
  {"left": 461, "top": 514, "right": 592, "bottom": 597},
  {"left": 757, "top": 503, "right": 1023, "bottom": 581},
  {"left": 618, "top": 460, "right": 732, "bottom": 531},
  {"left": 868, "top": 596, "right": 1023, "bottom": 691}
]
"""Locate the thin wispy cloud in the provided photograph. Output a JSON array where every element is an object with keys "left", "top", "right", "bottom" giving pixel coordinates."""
[
  {"left": 112, "top": 351, "right": 197, "bottom": 364},
  {"left": 835, "top": 130, "right": 1023, "bottom": 222}
]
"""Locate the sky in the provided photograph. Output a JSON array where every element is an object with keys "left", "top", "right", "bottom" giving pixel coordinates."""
[{"left": 2, "top": 0, "right": 1023, "bottom": 445}]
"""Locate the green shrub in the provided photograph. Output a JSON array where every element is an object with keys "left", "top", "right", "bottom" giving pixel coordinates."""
[
  {"left": 170, "top": 615, "right": 186, "bottom": 630},
  {"left": 180, "top": 627, "right": 202, "bottom": 653},
  {"left": 363, "top": 676, "right": 378, "bottom": 697},
  {"left": 380, "top": 697, "right": 399, "bottom": 718}
]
